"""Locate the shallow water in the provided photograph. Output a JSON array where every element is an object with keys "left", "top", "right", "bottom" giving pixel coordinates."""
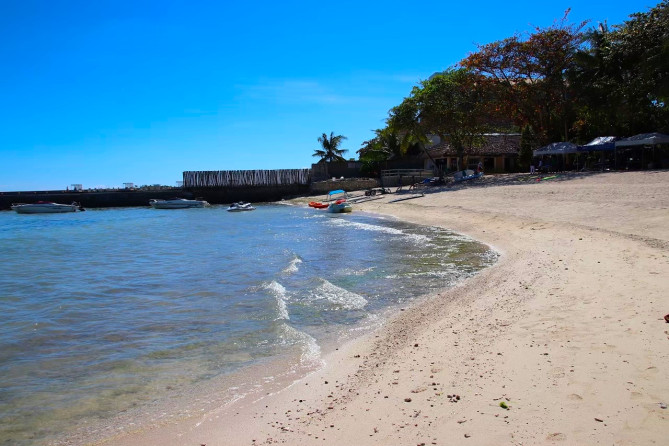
[{"left": 0, "top": 204, "right": 496, "bottom": 444}]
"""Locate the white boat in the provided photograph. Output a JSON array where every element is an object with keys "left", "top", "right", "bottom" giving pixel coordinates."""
[
  {"left": 227, "top": 202, "right": 256, "bottom": 212},
  {"left": 326, "top": 190, "right": 352, "bottom": 213},
  {"left": 149, "top": 198, "right": 209, "bottom": 209},
  {"left": 11, "top": 201, "right": 82, "bottom": 214}
]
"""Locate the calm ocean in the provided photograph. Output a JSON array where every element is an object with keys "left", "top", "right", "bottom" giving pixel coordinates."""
[{"left": 0, "top": 204, "right": 496, "bottom": 445}]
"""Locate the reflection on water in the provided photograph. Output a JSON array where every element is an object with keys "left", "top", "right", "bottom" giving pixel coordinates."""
[{"left": 0, "top": 205, "right": 496, "bottom": 444}]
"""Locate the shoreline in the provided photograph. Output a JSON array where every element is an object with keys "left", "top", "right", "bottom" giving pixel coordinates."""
[
  {"left": 95, "top": 171, "right": 669, "bottom": 445},
  {"left": 52, "top": 208, "right": 492, "bottom": 446}
]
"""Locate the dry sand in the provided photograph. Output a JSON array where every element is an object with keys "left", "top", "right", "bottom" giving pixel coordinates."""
[{"left": 100, "top": 171, "right": 669, "bottom": 446}]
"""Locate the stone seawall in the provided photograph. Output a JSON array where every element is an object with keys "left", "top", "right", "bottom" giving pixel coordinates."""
[
  {"left": 188, "top": 184, "right": 311, "bottom": 205},
  {"left": 0, "top": 190, "right": 190, "bottom": 210},
  {"left": 309, "top": 178, "right": 379, "bottom": 195}
]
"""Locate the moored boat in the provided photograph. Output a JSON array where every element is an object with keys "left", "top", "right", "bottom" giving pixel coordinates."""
[
  {"left": 227, "top": 202, "right": 256, "bottom": 212},
  {"left": 11, "top": 201, "right": 82, "bottom": 214},
  {"left": 149, "top": 198, "right": 209, "bottom": 209},
  {"left": 326, "top": 190, "right": 352, "bottom": 213}
]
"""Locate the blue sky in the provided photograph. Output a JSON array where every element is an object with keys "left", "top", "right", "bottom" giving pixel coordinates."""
[{"left": 0, "top": 0, "right": 655, "bottom": 190}]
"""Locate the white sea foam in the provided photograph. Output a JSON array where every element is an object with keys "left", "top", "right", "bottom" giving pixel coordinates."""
[
  {"left": 263, "top": 281, "right": 290, "bottom": 320},
  {"left": 327, "top": 219, "right": 431, "bottom": 244},
  {"left": 384, "top": 266, "right": 460, "bottom": 280},
  {"left": 338, "top": 266, "right": 375, "bottom": 276},
  {"left": 313, "top": 279, "right": 368, "bottom": 310},
  {"left": 278, "top": 323, "right": 323, "bottom": 367},
  {"left": 282, "top": 256, "right": 302, "bottom": 274},
  {"left": 275, "top": 297, "right": 289, "bottom": 320}
]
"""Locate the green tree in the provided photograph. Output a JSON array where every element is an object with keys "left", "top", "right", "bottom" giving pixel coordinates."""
[
  {"left": 358, "top": 128, "right": 418, "bottom": 176},
  {"left": 357, "top": 128, "right": 406, "bottom": 160},
  {"left": 313, "top": 132, "right": 348, "bottom": 162},
  {"left": 518, "top": 124, "right": 536, "bottom": 171},
  {"left": 462, "top": 11, "right": 587, "bottom": 144},
  {"left": 312, "top": 132, "right": 348, "bottom": 178},
  {"left": 569, "top": 1, "right": 669, "bottom": 136},
  {"left": 388, "top": 68, "right": 499, "bottom": 171}
]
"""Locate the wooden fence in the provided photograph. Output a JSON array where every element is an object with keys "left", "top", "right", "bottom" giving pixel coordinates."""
[{"left": 183, "top": 169, "right": 311, "bottom": 188}]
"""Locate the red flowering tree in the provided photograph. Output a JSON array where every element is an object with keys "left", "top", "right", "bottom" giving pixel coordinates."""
[{"left": 462, "top": 11, "right": 587, "bottom": 144}]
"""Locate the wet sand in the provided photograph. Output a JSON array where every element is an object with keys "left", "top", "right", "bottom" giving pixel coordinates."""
[{"left": 98, "top": 170, "right": 669, "bottom": 445}]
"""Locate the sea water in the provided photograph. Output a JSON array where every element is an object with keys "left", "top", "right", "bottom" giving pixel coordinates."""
[{"left": 0, "top": 204, "right": 496, "bottom": 445}]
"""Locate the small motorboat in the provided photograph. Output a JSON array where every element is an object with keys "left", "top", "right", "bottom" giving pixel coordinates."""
[
  {"left": 227, "top": 202, "right": 256, "bottom": 212},
  {"left": 11, "top": 201, "right": 82, "bottom": 214},
  {"left": 326, "top": 190, "right": 352, "bottom": 213},
  {"left": 149, "top": 198, "right": 209, "bottom": 209}
]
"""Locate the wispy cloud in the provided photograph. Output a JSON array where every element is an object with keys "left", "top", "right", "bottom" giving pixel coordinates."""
[
  {"left": 238, "top": 79, "right": 356, "bottom": 105},
  {"left": 360, "top": 72, "right": 423, "bottom": 84}
]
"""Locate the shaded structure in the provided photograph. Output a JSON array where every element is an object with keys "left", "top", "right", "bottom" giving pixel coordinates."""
[
  {"left": 579, "top": 136, "right": 617, "bottom": 152},
  {"left": 533, "top": 142, "right": 579, "bottom": 156},
  {"left": 533, "top": 142, "right": 579, "bottom": 172},
  {"left": 615, "top": 132, "right": 669, "bottom": 147},
  {"left": 423, "top": 133, "right": 521, "bottom": 173},
  {"left": 576, "top": 137, "right": 618, "bottom": 171},
  {"left": 615, "top": 133, "right": 669, "bottom": 170}
]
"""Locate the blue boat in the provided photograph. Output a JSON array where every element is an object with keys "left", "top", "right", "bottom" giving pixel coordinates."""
[{"left": 326, "top": 190, "right": 352, "bottom": 213}]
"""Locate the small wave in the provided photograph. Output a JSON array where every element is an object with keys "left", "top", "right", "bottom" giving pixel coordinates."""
[
  {"left": 263, "top": 281, "right": 290, "bottom": 320},
  {"left": 275, "top": 297, "right": 289, "bottom": 320},
  {"left": 278, "top": 323, "right": 323, "bottom": 367},
  {"left": 312, "top": 279, "right": 368, "bottom": 310},
  {"left": 282, "top": 256, "right": 302, "bottom": 274},
  {"left": 338, "top": 266, "right": 375, "bottom": 276},
  {"left": 327, "top": 219, "right": 431, "bottom": 244}
]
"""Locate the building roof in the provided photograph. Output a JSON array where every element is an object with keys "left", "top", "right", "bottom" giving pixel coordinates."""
[
  {"left": 615, "top": 132, "right": 669, "bottom": 147},
  {"left": 534, "top": 142, "right": 579, "bottom": 156},
  {"left": 424, "top": 133, "right": 521, "bottom": 158}
]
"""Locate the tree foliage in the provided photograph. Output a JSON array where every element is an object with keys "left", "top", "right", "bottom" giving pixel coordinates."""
[
  {"left": 518, "top": 124, "right": 536, "bottom": 170},
  {"left": 358, "top": 128, "right": 403, "bottom": 161},
  {"left": 462, "top": 10, "right": 587, "bottom": 144},
  {"left": 387, "top": 68, "right": 503, "bottom": 167},
  {"left": 353, "top": 2, "right": 667, "bottom": 168},
  {"left": 569, "top": 1, "right": 669, "bottom": 136},
  {"left": 313, "top": 132, "right": 348, "bottom": 163}
]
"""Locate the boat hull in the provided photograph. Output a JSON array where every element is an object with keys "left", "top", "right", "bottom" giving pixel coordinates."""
[
  {"left": 327, "top": 203, "right": 352, "bottom": 213},
  {"left": 149, "top": 199, "right": 209, "bottom": 209},
  {"left": 227, "top": 207, "right": 255, "bottom": 212},
  {"left": 227, "top": 202, "right": 255, "bottom": 212},
  {"left": 12, "top": 203, "right": 78, "bottom": 214}
]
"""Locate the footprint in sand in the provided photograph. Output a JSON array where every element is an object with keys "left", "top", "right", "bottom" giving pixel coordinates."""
[
  {"left": 551, "top": 367, "right": 566, "bottom": 379},
  {"left": 546, "top": 432, "right": 566, "bottom": 441},
  {"left": 567, "top": 393, "right": 583, "bottom": 400}
]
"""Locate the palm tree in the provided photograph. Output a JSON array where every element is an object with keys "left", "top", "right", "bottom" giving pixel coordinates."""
[
  {"left": 313, "top": 132, "right": 348, "bottom": 178},
  {"left": 313, "top": 132, "right": 348, "bottom": 162}
]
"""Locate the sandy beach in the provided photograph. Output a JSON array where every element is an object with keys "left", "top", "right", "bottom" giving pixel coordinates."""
[{"left": 100, "top": 170, "right": 669, "bottom": 446}]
